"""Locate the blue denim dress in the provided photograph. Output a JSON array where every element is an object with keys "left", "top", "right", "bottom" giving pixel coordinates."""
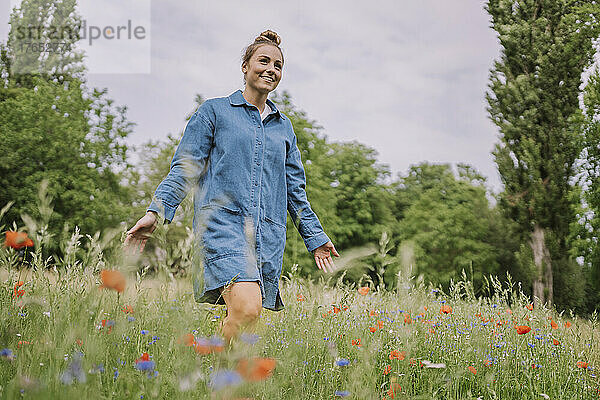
[{"left": 147, "top": 89, "right": 330, "bottom": 310}]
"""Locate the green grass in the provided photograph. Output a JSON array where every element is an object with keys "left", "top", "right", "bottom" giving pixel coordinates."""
[{"left": 0, "top": 258, "right": 599, "bottom": 400}]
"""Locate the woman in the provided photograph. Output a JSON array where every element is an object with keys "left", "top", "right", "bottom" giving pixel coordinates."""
[{"left": 125, "top": 30, "right": 339, "bottom": 342}]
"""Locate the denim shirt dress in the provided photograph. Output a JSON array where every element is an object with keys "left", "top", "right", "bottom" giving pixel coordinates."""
[{"left": 147, "top": 89, "right": 330, "bottom": 311}]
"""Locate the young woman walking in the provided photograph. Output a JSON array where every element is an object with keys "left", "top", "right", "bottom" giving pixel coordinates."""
[{"left": 124, "top": 30, "right": 339, "bottom": 342}]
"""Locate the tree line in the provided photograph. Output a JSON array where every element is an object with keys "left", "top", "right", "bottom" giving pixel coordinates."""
[{"left": 1, "top": 0, "right": 600, "bottom": 314}]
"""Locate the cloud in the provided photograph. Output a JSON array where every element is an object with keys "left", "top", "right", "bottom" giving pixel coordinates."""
[{"left": 1, "top": 0, "right": 504, "bottom": 189}]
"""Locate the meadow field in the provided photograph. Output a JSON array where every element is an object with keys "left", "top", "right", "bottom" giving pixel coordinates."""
[{"left": 1, "top": 247, "right": 599, "bottom": 400}]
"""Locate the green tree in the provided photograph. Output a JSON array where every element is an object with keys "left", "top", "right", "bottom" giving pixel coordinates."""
[
  {"left": 0, "top": 0, "right": 135, "bottom": 255},
  {"left": 271, "top": 91, "right": 395, "bottom": 276},
  {"left": 394, "top": 163, "right": 517, "bottom": 292},
  {"left": 570, "top": 69, "right": 600, "bottom": 313},
  {"left": 485, "top": 0, "right": 600, "bottom": 305},
  {"left": 6, "top": 0, "right": 85, "bottom": 86}
]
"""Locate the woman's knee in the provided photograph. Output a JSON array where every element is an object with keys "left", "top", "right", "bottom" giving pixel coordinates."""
[{"left": 222, "top": 282, "right": 262, "bottom": 322}]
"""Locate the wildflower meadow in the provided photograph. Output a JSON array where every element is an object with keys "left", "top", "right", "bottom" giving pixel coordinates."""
[{"left": 1, "top": 224, "right": 599, "bottom": 399}]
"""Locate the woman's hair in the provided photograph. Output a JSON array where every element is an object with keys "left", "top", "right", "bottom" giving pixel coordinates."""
[{"left": 241, "top": 30, "right": 284, "bottom": 82}]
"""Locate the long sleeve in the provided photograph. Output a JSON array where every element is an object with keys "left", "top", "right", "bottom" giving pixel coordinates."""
[
  {"left": 285, "top": 133, "right": 330, "bottom": 252},
  {"left": 147, "top": 108, "right": 214, "bottom": 223}
]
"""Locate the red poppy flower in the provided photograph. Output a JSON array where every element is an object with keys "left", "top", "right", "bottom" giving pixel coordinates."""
[
  {"left": 565, "top": 321, "right": 572, "bottom": 328},
  {"left": 468, "top": 366, "right": 477, "bottom": 375},
  {"left": 13, "top": 281, "right": 25, "bottom": 298},
  {"left": 99, "top": 270, "right": 126, "bottom": 293},
  {"left": 577, "top": 361, "right": 588, "bottom": 369},
  {"left": 178, "top": 333, "right": 196, "bottom": 347},
  {"left": 389, "top": 350, "right": 406, "bottom": 361},
  {"left": 17, "top": 340, "right": 30, "bottom": 348},
  {"left": 333, "top": 306, "right": 341, "bottom": 314},
  {"left": 4, "top": 231, "right": 34, "bottom": 249},
  {"left": 386, "top": 383, "right": 402, "bottom": 398},
  {"left": 403, "top": 314, "right": 412, "bottom": 324},
  {"left": 377, "top": 320, "right": 384, "bottom": 330},
  {"left": 440, "top": 305, "right": 453, "bottom": 314},
  {"left": 357, "top": 287, "right": 370, "bottom": 295},
  {"left": 136, "top": 352, "right": 150, "bottom": 364},
  {"left": 516, "top": 325, "right": 531, "bottom": 335},
  {"left": 351, "top": 339, "right": 361, "bottom": 347},
  {"left": 122, "top": 305, "right": 134, "bottom": 314},
  {"left": 526, "top": 304, "right": 533, "bottom": 311},
  {"left": 383, "top": 365, "right": 391, "bottom": 375},
  {"left": 552, "top": 339, "right": 560, "bottom": 346},
  {"left": 550, "top": 319, "right": 558, "bottom": 330},
  {"left": 296, "top": 294, "right": 304, "bottom": 302},
  {"left": 100, "top": 319, "right": 114, "bottom": 334},
  {"left": 369, "top": 326, "right": 377, "bottom": 333},
  {"left": 236, "top": 357, "right": 276, "bottom": 381}
]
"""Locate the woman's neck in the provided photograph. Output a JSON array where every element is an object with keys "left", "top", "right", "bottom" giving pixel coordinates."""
[{"left": 242, "top": 87, "right": 268, "bottom": 113}]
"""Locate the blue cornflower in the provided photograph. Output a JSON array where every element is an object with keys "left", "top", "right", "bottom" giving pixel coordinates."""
[
  {"left": 135, "top": 361, "right": 155, "bottom": 371},
  {"left": 335, "top": 390, "right": 351, "bottom": 397},
  {"left": 113, "top": 368, "right": 119, "bottom": 380},
  {"left": 89, "top": 363, "right": 104, "bottom": 374},
  {"left": 140, "top": 330, "right": 149, "bottom": 335},
  {"left": 60, "top": 352, "right": 86, "bottom": 385},
  {"left": 335, "top": 359, "right": 350, "bottom": 367},
  {"left": 208, "top": 336, "right": 225, "bottom": 347},
  {"left": 127, "top": 316, "right": 135, "bottom": 322},
  {"left": 240, "top": 333, "right": 260, "bottom": 345},
  {"left": 0, "top": 348, "right": 15, "bottom": 360},
  {"left": 149, "top": 336, "right": 160, "bottom": 345},
  {"left": 208, "top": 369, "right": 242, "bottom": 391}
]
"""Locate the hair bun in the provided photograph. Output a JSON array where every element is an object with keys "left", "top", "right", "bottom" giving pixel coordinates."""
[{"left": 255, "top": 30, "right": 281, "bottom": 46}]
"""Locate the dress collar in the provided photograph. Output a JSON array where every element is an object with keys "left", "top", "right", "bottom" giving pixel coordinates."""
[{"left": 228, "top": 89, "right": 281, "bottom": 118}]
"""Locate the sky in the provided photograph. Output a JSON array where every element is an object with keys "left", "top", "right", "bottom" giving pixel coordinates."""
[{"left": 1, "top": 0, "right": 505, "bottom": 190}]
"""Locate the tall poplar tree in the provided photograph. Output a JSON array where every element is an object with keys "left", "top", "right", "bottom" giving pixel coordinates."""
[{"left": 485, "top": 0, "right": 600, "bottom": 305}]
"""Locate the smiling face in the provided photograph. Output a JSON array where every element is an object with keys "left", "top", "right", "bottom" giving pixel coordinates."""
[{"left": 242, "top": 44, "right": 283, "bottom": 94}]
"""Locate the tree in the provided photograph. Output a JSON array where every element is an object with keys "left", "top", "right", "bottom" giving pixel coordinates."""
[
  {"left": 394, "top": 163, "right": 517, "bottom": 292},
  {"left": 270, "top": 91, "right": 395, "bottom": 276},
  {"left": 5, "top": 0, "right": 85, "bottom": 86},
  {"left": 0, "top": 0, "right": 135, "bottom": 255},
  {"left": 485, "top": 0, "right": 600, "bottom": 305},
  {"left": 570, "top": 69, "right": 600, "bottom": 313}
]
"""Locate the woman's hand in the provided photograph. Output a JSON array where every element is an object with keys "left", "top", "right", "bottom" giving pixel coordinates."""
[
  {"left": 124, "top": 211, "right": 158, "bottom": 254},
  {"left": 314, "top": 241, "right": 340, "bottom": 273}
]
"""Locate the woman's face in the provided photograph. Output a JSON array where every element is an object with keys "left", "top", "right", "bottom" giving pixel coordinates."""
[{"left": 243, "top": 44, "right": 283, "bottom": 94}]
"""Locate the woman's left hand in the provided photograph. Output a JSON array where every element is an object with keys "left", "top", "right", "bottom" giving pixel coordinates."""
[{"left": 314, "top": 241, "right": 340, "bottom": 273}]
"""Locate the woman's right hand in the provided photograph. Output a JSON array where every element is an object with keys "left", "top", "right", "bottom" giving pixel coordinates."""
[{"left": 124, "top": 211, "right": 158, "bottom": 254}]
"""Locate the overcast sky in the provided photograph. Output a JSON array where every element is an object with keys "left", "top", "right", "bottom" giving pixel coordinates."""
[{"left": 1, "top": 0, "right": 506, "bottom": 190}]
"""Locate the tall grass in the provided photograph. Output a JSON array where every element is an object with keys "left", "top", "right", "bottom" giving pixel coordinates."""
[{"left": 1, "top": 189, "right": 599, "bottom": 399}]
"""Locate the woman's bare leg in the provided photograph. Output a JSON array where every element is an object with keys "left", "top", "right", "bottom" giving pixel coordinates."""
[{"left": 220, "top": 281, "right": 262, "bottom": 343}]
